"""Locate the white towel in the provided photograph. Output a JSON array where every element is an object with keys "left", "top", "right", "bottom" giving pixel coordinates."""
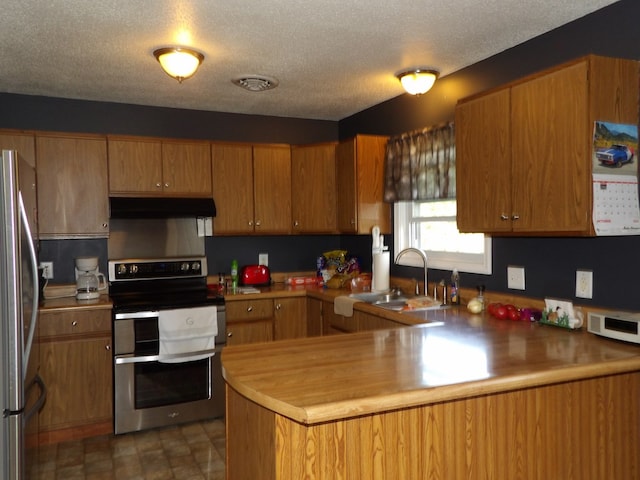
[
  {"left": 158, "top": 306, "right": 218, "bottom": 363},
  {"left": 334, "top": 296, "right": 362, "bottom": 317}
]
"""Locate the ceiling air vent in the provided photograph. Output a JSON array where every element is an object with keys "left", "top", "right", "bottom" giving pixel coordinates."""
[{"left": 232, "top": 75, "right": 279, "bottom": 92}]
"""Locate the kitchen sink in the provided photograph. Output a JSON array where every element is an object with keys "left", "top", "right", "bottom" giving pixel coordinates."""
[{"left": 349, "top": 292, "right": 449, "bottom": 312}]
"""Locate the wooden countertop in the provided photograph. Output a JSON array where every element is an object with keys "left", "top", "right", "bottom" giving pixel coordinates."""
[{"left": 222, "top": 308, "right": 640, "bottom": 425}]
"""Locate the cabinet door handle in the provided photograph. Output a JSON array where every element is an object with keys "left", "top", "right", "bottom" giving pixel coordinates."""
[
  {"left": 71, "top": 321, "right": 78, "bottom": 327},
  {"left": 255, "top": 220, "right": 261, "bottom": 227},
  {"left": 156, "top": 182, "right": 162, "bottom": 188},
  {"left": 105, "top": 344, "right": 111, "bottom": 351},
  {"left": 500, "top": 214, "right": 509, "bottom": 221},
  {"left": 227, "top": 332, "right": 233, "bottom": 337},
  {"left": 247, "top": 306, "right": 253, "bottom": 312},
  {"left": 293, "top": 221, "right": 300, "bottom": 227},
  {"left": 164, "top": 183, "right": 170, "bottom": 188},
  {"left": 101, "top": 222, "right": 108, "bottom": 229},
  {"left": 276, "top": 303, "right": 282, "bottom": 310},
  {"left": 512, "top": 214, "right": 520, "bottom": 221},
  {"left": 248, "top": 220, "right": 254, "bottom": 226}
]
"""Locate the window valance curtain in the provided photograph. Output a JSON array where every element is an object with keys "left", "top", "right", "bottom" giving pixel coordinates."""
[{"left": 383, "top": 122, "right": 455, "bottom": 202}]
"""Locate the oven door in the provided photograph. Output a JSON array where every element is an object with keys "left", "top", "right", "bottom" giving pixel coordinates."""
[{"left": 113, "top": 309, "right": 226, "bottom": 434}]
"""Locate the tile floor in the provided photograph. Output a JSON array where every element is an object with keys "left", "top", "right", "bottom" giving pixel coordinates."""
[{"left": 31, "top": 418, "right": 226, "bottom": 480}]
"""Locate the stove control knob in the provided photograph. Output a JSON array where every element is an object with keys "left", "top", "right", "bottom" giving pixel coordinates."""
[
  {"left": 130, "top": 264, "right": 138, "bottom": 274},
  {"left": 191, "top": 262, "right": 201, "bottom": 272},
  {"left": 181, "top": 262, "right": 190, "bottom": 272},
  {"left": 117, "top": 264, "right": 127, "bottom": 276}
]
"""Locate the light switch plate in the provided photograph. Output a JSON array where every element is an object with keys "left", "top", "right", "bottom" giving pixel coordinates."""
[
  {"left": 576, "top": 270, "right": 593, "bottom": 299},
  {"left": 507, "top": 266, "right": 525, "bottom": 290}
]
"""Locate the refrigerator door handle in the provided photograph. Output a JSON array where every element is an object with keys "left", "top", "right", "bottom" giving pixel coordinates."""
[
  {"left": 19, "top": 192, "right": 39, "bottom": 375},
  {"left": 23, "top": 374, "right": 46, "bottom": 424}
]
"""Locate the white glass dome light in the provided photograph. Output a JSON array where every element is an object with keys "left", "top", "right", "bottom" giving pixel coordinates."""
[
  {"left": 153, "top": 47, "right": 204, "bottom": 83},
  {"left": 397, "top": 68, "right": 439, "bottom": 95}
]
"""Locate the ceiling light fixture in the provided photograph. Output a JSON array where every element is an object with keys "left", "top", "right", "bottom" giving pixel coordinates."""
[
  {"left": 153, "top": 47, "right": 204, "bottom": 83},
  {"left": 396, "top": 68, "right": 439, "bottom": 95}
]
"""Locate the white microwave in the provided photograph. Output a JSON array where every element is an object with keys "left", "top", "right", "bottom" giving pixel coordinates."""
[{"left": 587, "top": 311, "right": 640, "bottom": 345}]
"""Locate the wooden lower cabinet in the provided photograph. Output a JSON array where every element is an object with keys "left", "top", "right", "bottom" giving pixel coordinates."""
[
  {"left": 38, "top": 309, "right": 112, "bottom": 444},
  {"left": 226, "top": 299, "right": 274, "bottom": 346},
  {"left": 322, "top": 300, "right": 358, "bottom": 335},
  {"left": 227, "top": 297, "right": 308, "bottom": 345},
  {"left": 306, "top": 298, "right": 323, "bottom": 337},
  {"left": 227, "top": 371, "right": 640, "bottom": 479},
  {"left": 273, "top": 297, "right": 306, "bottom": 340},
  {"left": 355, "top": 310, "right": 404, "bottom": 331}
]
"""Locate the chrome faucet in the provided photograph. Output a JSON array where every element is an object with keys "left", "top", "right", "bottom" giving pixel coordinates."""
[{"left": 395, "top": 247, "right": 428, "bottom": 296}]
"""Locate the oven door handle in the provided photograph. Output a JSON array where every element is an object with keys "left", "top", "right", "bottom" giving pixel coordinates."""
[
  {"left": 114, "top": 347, "right": 222, "bottom": 365},
  {"left": 115, "top": 310, "right": 160, "bottom": 320}
]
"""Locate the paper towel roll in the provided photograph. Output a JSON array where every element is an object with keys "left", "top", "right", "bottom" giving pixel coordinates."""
[{"left": 372, "top": 252, "right": 390, "bottom": 292}]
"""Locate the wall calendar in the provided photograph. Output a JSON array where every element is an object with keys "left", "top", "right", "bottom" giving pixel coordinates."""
[{"left": 592, "top": 121, "right": 640, "bottom": 236}]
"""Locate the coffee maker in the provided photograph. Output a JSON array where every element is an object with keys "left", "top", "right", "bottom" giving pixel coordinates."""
[{"left": 75, "top": 256, "right": 107, "bottom": 300}]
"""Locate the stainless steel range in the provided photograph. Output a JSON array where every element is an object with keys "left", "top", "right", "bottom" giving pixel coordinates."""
[{"left": 108, "top": 256, "right": 225, "bottom": 435}]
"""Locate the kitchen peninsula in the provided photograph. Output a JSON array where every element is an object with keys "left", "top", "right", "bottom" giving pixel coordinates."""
[{"left": 222, "top": 307, "right": 640, "bottom": 479}]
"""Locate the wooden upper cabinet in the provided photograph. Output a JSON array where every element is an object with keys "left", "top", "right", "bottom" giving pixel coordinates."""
[
  {"left": 36, "top": 134, "right": 109, "bottom": 238},
  {"left": 108, "top": 138, "right": 162, "bottom": 193},
  {"left": 336, "top": 135, "right": 390, "bottom": 234},
  {"left": 455, "top": 88, "right": 512, "bottom": 233},
  {"left": 0, "top": 131, "right": 36, "bottom": 168},
  {"left": 456, "top": 55, "right": 639, "bottom": 235},
  {"left": 108, "top": 137, "right": 212, "bottom": 196},
  {"left": 161, "top": 141, "right": 212, "bottom": 195},
  {"left": 291, "top": 142, "right": 337, "bottom": 233},
  {"left": 253, "top": 145, "right": 291, "bottom": 234},
  {"left": 212, "top": 143, "right": 291, "bottom": 235},
  {"left": 212, "top": 143, "right": 255, "bottom": 234}
]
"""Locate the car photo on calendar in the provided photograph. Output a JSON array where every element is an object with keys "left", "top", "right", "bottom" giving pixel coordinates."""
[{"left": 592, "top": 121, "right": 638, "bottom": 176}]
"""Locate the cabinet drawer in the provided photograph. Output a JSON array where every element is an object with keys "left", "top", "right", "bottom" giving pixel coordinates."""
[
  {"left": 39, "top": 310, "right": 112, "bottom": 338},
  {"left": 226, "top": 299, "right": 274, "bottom": 321}
]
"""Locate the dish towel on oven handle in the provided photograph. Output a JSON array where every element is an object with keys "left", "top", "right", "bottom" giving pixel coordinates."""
[{"left": 158, "top": 306, "right": 218, "bottom": 363}]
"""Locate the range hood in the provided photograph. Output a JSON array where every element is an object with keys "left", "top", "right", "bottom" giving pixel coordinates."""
[{"left": 110, "top": 197, "right": 216, "bottom": 219}]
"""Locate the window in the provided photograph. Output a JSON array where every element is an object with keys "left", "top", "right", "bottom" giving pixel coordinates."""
[{"left": 394, "top": 200, "right": 491, "bottom": 274}]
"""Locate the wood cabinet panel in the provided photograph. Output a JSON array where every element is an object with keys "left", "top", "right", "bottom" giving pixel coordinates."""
[
  {"left": 511, "top": 61, "right": 589, "bottom": 232},
  {"left": 305, "top": 297, "right": 323, "bottom": 337},
  {"left": 291, "top": 143, "right": 337, "bottom": 233},
  {"left": 274, "top": 297, "right": 306, "bottom": 340},
  {"left": 213, "top": 143, "right": 291, "bottom": 235},
  {"left": 161, "top": 141, "right": 212, "bottom": 195},
  {"left": 38, "top": 309, "right": 112, "bottom": 438},
  {"left": 228, "top": 372, "right": 640, "bottom": 480},
  {"left": 226, "top": 318, "right": 274, "bottom": 346},
  {"left": 108, "top": 137, "right": 211, "bottom": 196},
  {"left": 211, "top": 143, "right": 255, "bottom": 234},
  {"left": 253, "top": 145, "right": 291, "bottom": 234},
  {"left": 354, "top": 310, "right": 403, "bottom": 331},
  {"left": 336, "top": 135, "right": 390, "bottom": 234},
  {"left": 321, "top": 300, "right": 357, "bottom": 334},
  {"left": 0, "top": 131, "right": 36, "bottom": 168},
  {"left": 455, "top": 89, "right": 512, "bottom": 232},
  {"left": 226, "top": 299, "right": 274, "bottom": 346},
  {"left": 456, "top": 55, "right": 639, "bottom": 235},
  {"left": 108, "top": 138, "right": 162, "bottom": 193},
  {"left": 36, "top": 134, "right": 109, "bottom": 238}
]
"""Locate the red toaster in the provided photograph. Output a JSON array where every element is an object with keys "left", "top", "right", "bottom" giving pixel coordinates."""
[{"left": 239, "top": 265, "right": 271, "bottom": 286}]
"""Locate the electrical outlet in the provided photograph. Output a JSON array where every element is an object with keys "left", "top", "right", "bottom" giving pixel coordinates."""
[
  {"left": 507, "top": 266, "right": 525, "bottom": 290},
  {"left": 576, "top": 270, "right": 593, "bottom": 299},
  {"left": 40, "top": 261, "right": 54, "bottom": 279},
  {"left": 259, "top": 253, "right": 268, "bottom": 266}
]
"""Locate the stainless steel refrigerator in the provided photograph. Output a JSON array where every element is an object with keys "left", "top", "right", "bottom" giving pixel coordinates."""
[{"left": 1, "top": 150, "right": 46, "bottom": 479}]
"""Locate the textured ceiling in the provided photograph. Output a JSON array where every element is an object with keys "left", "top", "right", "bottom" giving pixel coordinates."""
[{"left": 0, "top": 0, "right": 619, "bottom": 121}]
